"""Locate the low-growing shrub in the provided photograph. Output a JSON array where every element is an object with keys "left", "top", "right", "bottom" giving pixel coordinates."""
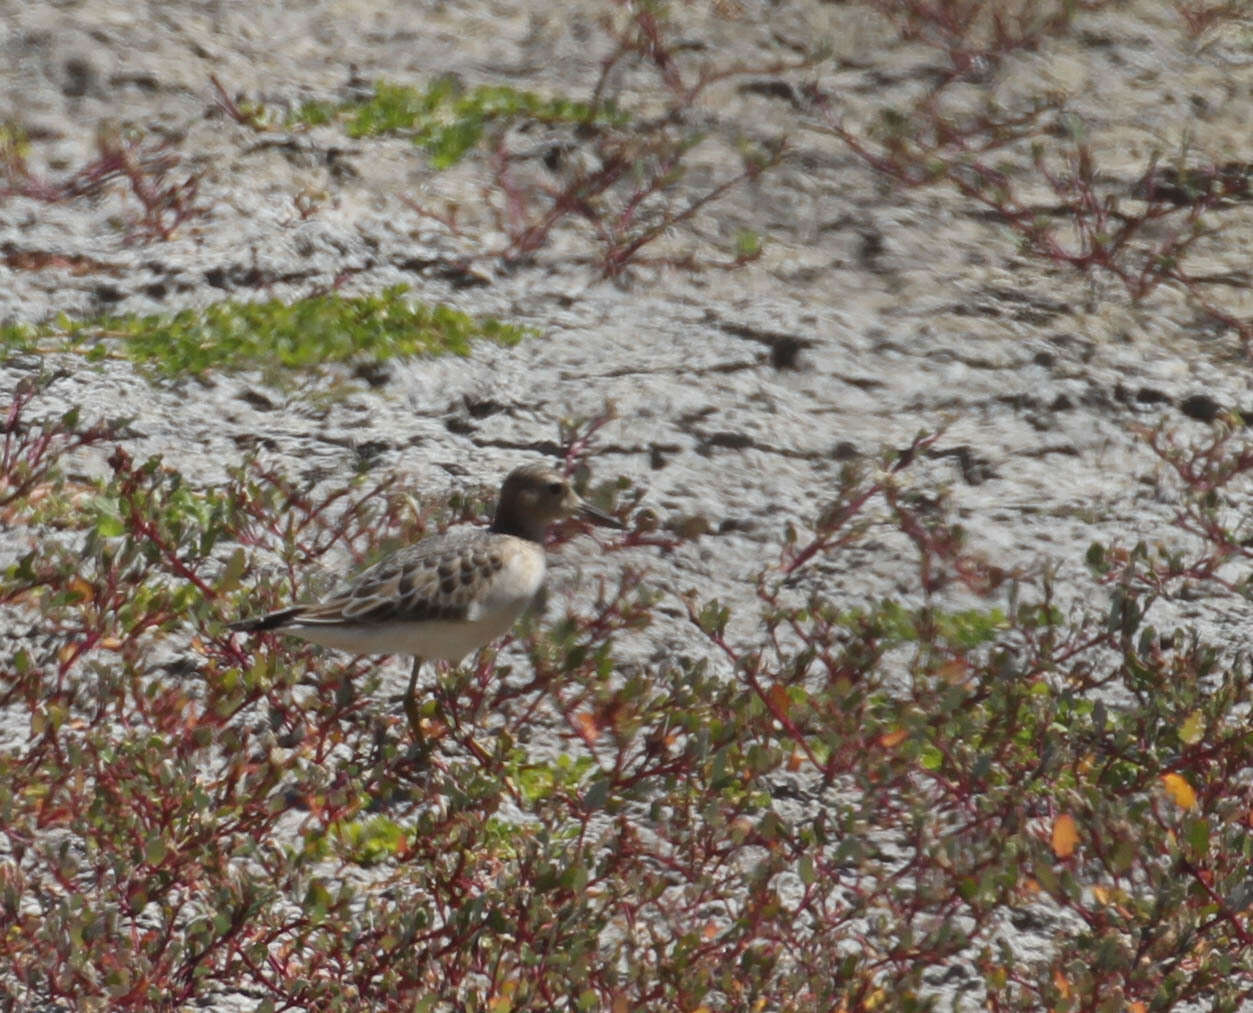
[{"left": 4, "top": 389, "right": 1253, "bottom": 1008}]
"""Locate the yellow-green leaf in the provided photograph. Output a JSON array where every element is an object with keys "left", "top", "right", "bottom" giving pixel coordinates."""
[
  {"left": 217, "top": 547, "right": 247, "bottom": 594},
  {"left": 1179, "top": 710, "right": 1205, "bottom": 746}
]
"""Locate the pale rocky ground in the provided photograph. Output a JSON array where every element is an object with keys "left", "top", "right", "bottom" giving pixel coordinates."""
[
  {"left": 2, "top": 0, "right": 1251, "bottom": 640},
  {"left": 2, "top": 0, "right": 1253, "bottom": 1007}
]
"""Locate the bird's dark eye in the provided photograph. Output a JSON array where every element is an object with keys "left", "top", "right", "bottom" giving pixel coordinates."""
[{"left": 547, "top": 481, "right": 563, "bottom": 495}]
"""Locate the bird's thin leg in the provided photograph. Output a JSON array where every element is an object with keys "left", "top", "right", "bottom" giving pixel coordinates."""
[{"left": 405, "top": 657, "right": 424, "bottom": 740}]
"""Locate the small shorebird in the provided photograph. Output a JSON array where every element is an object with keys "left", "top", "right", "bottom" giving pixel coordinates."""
[{"left": 229, "top": 462, "right": 623, "bottom": 735}]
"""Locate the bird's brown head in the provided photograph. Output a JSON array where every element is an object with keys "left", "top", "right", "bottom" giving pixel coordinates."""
[{"left": 492, "top": 462, "right": 623, "bottom": 542}]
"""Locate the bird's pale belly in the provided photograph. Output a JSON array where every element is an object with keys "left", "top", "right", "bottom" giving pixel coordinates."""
[{"left": 288, "top": 599, "right": 531, "bottom": 660}]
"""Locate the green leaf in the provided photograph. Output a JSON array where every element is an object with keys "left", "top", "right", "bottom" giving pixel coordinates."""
[
  {"left": 919, "top": 744, "right": 944, "bottom": 771},
  {"left": 92, "top": 496, "right": 125, "bottom": 537},
  {"left": 798, "top": 854, "right": 816, "bottom": 886},
  {"left": 583, "top": 777, "right": 610, "bottom": 812},
  {"left": 1186, "top": 817, "right": 1210, "bottom": 857}
]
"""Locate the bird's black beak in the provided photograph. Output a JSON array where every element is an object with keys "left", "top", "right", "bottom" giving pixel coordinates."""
[{"left": 578, "top": 498, "right": 625, "bottom": 529}]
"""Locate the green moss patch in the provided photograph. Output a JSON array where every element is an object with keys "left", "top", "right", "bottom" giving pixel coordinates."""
[
  {"left": 291, "top": 78, "right": 625, "bottom": 168},
  {"left": 2, "top": 286, "right": 531, "bottom": 380}
]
